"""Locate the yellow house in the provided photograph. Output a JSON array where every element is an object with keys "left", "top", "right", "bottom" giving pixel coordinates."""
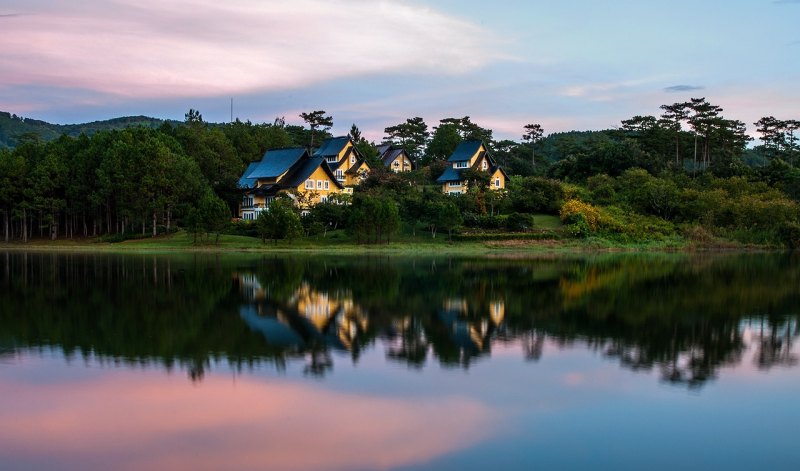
[
  {"left": 376, "top": 144, "right": 415, "bottom": 172},
  {"left": 436, "top": 140, "right": 508, "bottom": 195},
  {"left": 238, "top": 147, "right": 344, "bottom": 220},
  {"left": 313, "top": 136, "right": 371, "bottom": 186}
]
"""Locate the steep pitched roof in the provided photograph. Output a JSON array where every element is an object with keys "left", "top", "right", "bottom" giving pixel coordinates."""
[
  {"left": 377, "top": 144, "right": 415, "bottom": 170},
  {"left": 281, "top": 156, "right": 345, "bottom": 189},
  {"left": 313, "top": 136, "right": 351, "bottom": 159},
  {"left": 447, "top": 140, "right": 485, "bottom": 163},
  {"left": 489, "top": 165, "right": 509, "bottom": 180},
  {"left": 244, "top": 147, "right": 308, "bottom": 182}
]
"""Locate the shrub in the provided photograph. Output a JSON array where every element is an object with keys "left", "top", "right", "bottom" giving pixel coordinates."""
[{"left": 560, "top": 199, "right": 600, "bottom": 231}]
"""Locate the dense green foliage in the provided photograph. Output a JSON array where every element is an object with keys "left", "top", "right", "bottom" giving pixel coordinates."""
[{"left": 2, "top": 98, "right": 799, "bottom": 247}]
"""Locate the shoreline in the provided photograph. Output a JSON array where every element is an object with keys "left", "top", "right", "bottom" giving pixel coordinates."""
[{"left": 0, "top": 235, "right": 784, "bottom": 256}]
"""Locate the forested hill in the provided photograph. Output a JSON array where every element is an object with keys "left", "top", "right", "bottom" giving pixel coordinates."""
[{"left": 0, "top": 111, "right": 182, "bottom": 148}]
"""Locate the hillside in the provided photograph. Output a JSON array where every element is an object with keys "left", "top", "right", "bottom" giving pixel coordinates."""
[{"left": 0, "top": 111, "right": 182, "bottom": 148}]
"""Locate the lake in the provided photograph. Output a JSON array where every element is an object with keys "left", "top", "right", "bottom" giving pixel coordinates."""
[{"left": 1, "top": 251, "right": 798, "bottom": 470}]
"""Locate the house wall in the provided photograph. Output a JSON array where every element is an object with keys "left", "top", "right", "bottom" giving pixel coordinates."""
[
  {"left": 441, "top": 181, "right": 466, "bottom": 195},
  {"left": 390, "top": 154, "right": 413, "bottom": 173},
  {"left": 345, "top": 161, "right": 369, "bottom": 186},
  {"left": 490, "top": 169, "right": 506, "bottom": 191},
  {"left": 294, "top": 166, "right": 342, "bottom": 207}
]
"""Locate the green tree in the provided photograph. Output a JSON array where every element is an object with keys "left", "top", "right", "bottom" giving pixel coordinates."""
[
  {"left": 383, "top": 117, "right": 430, "bottom": 163},
  {"left": 257, "top": 198, "right": 302, "bottom": 244},
  {"left": 522, "top": 123, "right": 544, "bottom": 167},
  {"left": 299, "top": 110, "right": 333, "bottom": 149}
]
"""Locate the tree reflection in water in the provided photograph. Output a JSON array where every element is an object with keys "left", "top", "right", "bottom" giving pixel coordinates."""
[{"left": 1, "top": 251, "right": 798, "bottom": 388}]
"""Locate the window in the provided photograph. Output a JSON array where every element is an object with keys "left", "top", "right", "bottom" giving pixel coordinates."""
[
  {"left": 336, "top": 170, "right": 344, "bottom": 181},
  {"left": 448, "top": 181, "right": 461, "bottom": 187},
  {"left": 320, "top": 195, "right": 328, "bottom": 203},
  {"left": 495, "top": 178, "right": 501, "bottom": 187},
  {"left": 317, "top": 180, "right": 323, "bottom": 189},
  {"left": 327, "top": 156, "right": 337, "bottom": 163},
  {"left": 350, "top": 155, "right": 356, "bottom": 164},
  {"left": 393, "top": 160, "right": 400, "bottom": 167},
  {"left": 305, "top": 179, "right": 314, "bottom": 189},
  {"left": 482, "top": 160, "right": 488, "bottom": 170},
  {"left": 455, "top": 161, "right": 468, "bottom": 169},
  {"left": 323, "top": 180, "right": 329, "bottom": 190}
]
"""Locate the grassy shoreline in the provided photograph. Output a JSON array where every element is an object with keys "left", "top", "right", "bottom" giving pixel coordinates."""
[{"left": 0, "top": 230, "right": 782, "bottom": 255}]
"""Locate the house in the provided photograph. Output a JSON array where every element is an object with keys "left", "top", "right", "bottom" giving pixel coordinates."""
[
  {"left": 376, "top": 144, "right": 415, "bottom": 172},
  {"left": 238, "top": 147, "right": 344, "bottom": 220},
  {"left": 436, "top": 140, "right": 508, "bottom": 195},
  {"left": 313, "top": 136, "right": 371, "bottom": 186}
]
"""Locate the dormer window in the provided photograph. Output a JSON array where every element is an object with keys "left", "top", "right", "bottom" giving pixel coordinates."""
[
  {"left": 326, "top": 156, "right": 337, "bottom": 163},
  {"left": 455, "top": 161, "right": 469, "bottom": 169}
]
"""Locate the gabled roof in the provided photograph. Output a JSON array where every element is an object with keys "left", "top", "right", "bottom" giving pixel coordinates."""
[
  {"left": 489, "top": 165, "right": 510, "bottom": 180},
  {"left": 243, "top": 147, "right": 308, "bottom": 183},
  {"left": 447, "top": 140, "right": 485, "bottom": 163},
  {"left": 313, "top": 136, "right": 352, "bottom": 159},
  {"left": 345, "top": 159, "right": 369, "bottom": 175},
  {"left": 281, "top": 156, "right": 345, "bottom": 189},
  {"left": 377, "top": 144, "right": 416, "bottom": 170}
]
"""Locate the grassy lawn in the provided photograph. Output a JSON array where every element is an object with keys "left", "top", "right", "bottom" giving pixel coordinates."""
[{"left": 532, "top": 214, "right": 562, "bottom": 229}]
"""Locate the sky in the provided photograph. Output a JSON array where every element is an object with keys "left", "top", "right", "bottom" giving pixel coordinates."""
[{"left": 0, "top": 0, "right": 798, "bottom": 141}]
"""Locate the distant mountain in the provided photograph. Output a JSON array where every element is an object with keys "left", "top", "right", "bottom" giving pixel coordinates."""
[{"left": 0, "top": 111, "right": 183, "bottom": 148}]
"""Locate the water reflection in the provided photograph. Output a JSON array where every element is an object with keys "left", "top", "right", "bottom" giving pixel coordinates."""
[{"left": 1, "top": 251, "right": 798, "bottom": 388}]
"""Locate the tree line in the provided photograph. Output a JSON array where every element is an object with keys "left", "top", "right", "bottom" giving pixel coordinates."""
[{"left": 1, "top": 99, "right": 799, "bottom": 245}]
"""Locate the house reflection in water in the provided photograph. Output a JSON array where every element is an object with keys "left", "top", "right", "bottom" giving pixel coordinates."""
[
  {"left": 434, "top": 298, "right": 506, "bottom": 366},
  {"left": 234, "top": 273, "right": 370, "bottom": 374}
]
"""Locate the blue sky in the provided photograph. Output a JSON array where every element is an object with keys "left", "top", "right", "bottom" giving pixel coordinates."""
[{"left": 0, "top": 0, "right": 798, "bottom": 141}]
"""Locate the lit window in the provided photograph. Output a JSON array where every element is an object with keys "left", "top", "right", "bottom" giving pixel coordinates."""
[
  {"left": 336, "top": 170, "right": 344, "bottom": 180},
  {"left": 482, "top": 160, "right": 487, "bottom": 170}
]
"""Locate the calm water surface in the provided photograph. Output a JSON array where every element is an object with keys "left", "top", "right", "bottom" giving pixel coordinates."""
[{"left": 1, "top": 251, "right": 798, "bottom": 470}]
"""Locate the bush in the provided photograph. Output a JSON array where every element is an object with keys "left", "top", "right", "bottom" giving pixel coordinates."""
[
  {"left": 560, "top": 199, "right": 600, "bottom": 231},
  {"left": 505, "top": 212, "right": 533, "bottom": 232}
]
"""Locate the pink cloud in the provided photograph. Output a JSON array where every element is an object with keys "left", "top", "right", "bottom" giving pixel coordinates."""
[{"left": 0, "top": 0, "right": 500, "bottom": 99}]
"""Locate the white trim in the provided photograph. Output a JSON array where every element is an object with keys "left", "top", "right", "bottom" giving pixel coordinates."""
[
  {"left": 323, "top": 180, "right": 329, "bottom": 190},
  {"left": 455, "top": 161, "right": 468, "bottom": 169},
  {"left": 448, "top": 181, "right": 462, "bottom": 187},
  {"left": 317, "top": 180, "right": 323, "bottom": 189},
  {"left": 305, "top": 179, "right": 314, "bottom": 189}
]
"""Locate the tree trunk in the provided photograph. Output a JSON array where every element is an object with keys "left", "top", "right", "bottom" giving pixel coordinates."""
[
  {"left": 3, "top": 210, "right": 8, "bottom": 243},
  {"left": 22, "top": 208, "right": 27, "bottom": 243},
  {"left": 152, "top": 212, "right": 157, "bottom": 237}
]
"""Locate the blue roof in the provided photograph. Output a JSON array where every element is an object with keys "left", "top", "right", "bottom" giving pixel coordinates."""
[
  {"left": 313, "top": 136, "right": 351, "bottom": 158},
  {"left": 436, "top": 166, "right": 464, "bottom": 183},
  {"left": 245, "top": 147, "right": 307, "bottom": 182},
  {"left": 447, "top": 140, "right": 484, "bottom": 162},
  {"left": 282, "top": 157, "right": 345, "bottom": 189},
  {"left": 238, "top": 162, "right": 260, "bottom": 189}
]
